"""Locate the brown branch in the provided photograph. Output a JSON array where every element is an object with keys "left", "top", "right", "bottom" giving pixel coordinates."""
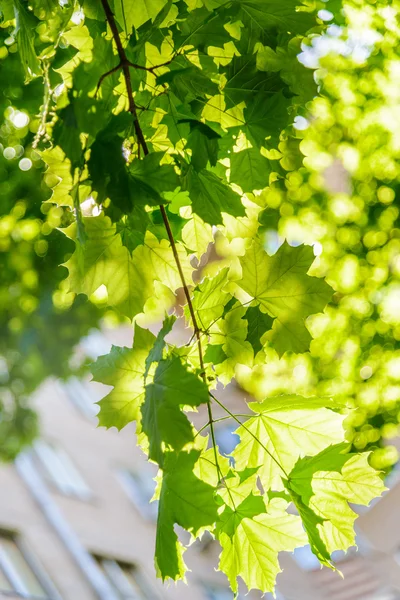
[
  {"left": 100, "top": 0, "right": 221, "bottom": 478},
  {"left": 95, "top": 62, "right": 122, "bottom": 98},
  {"left": 100, "top": 0, "right": 149, "bottom": 153},
  {"left": 126, "top": 56, "right": 177, "bottom": 74},
  {"left": 94, "top": 55, "right": 176, "bottom": 100}
]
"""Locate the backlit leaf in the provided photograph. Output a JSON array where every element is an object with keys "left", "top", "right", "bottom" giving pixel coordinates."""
[
  {"left": 142, "top": 356, "right": 208, "bottom": 464},
  {"left": 91, "top": 325, "right": 155, "bottom": 429},
  {"left": 156, "top": 449, "right": 218, "bottom": 580},
  {"left": 182, "top": 166, "right": 245, "bottom": 225},
  {"left": 237, "top": 241, "right": 333, "bottom": 354},
  {"left": 233, "top": 395, "right": 345, "bottom": 489}
]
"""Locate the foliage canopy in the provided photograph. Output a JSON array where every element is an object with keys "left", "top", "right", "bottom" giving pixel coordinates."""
[{"left": 1, "top": 0, "right": 399, "bottom": 596}]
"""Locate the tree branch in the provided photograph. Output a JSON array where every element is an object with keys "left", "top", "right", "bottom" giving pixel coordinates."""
[
  {"left": 95, "top": 62, "right": 121, "bottom": 98},
  {"left": 100, "top": 0, "right": 221, "bottom": 481},
  {"left": 100, "top": 0, "right": 148, "bottom": 153}
]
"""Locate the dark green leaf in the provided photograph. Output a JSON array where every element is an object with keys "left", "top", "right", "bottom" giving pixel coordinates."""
[
  {"left": 144, "top": 315, "right": 176, "bottom": 379},
  {"left": 117, "top": 205, "right": 152, "bottom": 253},
  {"left": 13, "top": 0, "right": 41, "bottom": 81},
  {"left": 87, "top": 114, "right": 132, "bottom": 212},
  {"left": 129, "top": 152, "right": 179, "bottom": 206},
  {"left": 157, "top": 58, "right": 219, "bottom": 103},
  {"left": 245, "top": 306, "right": 274, "bottom": 354},
  {"left": 203, "top": 344, "right": 227, "bottom": 365},
  {"left": 142, "top": 357, "right": 208, "bottom": 464},
  {"left": 230, "top": 148, "right": 273, "bottom": 193},
  {"left": 156, "top": 449, "right": 218, "bottom": 580},
  {"left": 182, "top": 166, "right": 245, "bottom": 225},
  {"left": 182, "top": 120, "right": 220, "bottom": 171}
]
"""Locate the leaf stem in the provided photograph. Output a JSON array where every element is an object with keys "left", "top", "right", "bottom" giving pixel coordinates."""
[
  {"left": 101, "top": 0, "right": 222, "bottom": 482},
  {"left": 195, "top": 415, "right": 232, "bottom": 439},
  {"left": 94, "top": 62, "right": 122, "bottom": 98},
  {"left": 209, "top": 392, "right": 289, "bottom": 478}
]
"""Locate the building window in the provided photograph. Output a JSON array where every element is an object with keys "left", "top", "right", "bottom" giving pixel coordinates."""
[
  {"left": 95, "top": 556, "right": 152, "bottom": 599},
  {"left": 0, "top": 532, "right": 56, "bottom": 599},
  {"left": 62, "top": 377, "right": 98, "bottom": 419},
  {"left": 116, "top": 467, "right": 158, "bottom": 521},
  {"left": 34, "top": 440, "right": 91, "bottom": 500}
]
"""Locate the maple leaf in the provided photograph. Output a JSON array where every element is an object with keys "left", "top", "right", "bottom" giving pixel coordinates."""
[{"left": 236, "top": 241, "right": 333, "bottom": 354}]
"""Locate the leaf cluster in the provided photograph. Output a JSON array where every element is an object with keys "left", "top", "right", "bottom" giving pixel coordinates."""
[{"left": 0, "top": 0, "right": 389, "bottom": 595}]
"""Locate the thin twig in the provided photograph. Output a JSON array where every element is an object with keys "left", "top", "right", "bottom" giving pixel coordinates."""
[
  {"left": 95, "top": 62, "right": 122, "bottom": 98},
  {"left": 194, "top": 416, "right": 232, "bottom": 439},
  {"left": 126, "top": 56, "right": 177, "bottom": 73},
  {"left": 209, "top": 392, "right": 289, "bottom": 478},
  {"left": 95, "top": 57, "right": 175, "bottom": 99},
  {"left": 33, "top": 61, "right": 52, "bottom": 149}
]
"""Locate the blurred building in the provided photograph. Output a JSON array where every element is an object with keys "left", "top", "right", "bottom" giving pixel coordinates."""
[{"left": 1, "top": 328, "right": 400, "bottom": 600}]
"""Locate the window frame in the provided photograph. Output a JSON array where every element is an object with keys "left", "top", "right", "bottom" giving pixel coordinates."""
[
  {"left": 93, "top": 555, "right": 158, "bottom": 600},
  {"left": 0, "top": 530, "right": 61, "bottom": 600},
  {"left": 33, "top": 439, "right": 92, "bottom": 501}
]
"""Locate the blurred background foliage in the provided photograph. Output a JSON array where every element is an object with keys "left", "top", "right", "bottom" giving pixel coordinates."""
[
  {"left": 0, "top": 0, "right": 399, "bottom": 470},
  {"left": 229, "top": 0, "right": 400, "bottom": 472},
  {"left": 0, "top": 30, "right": 108, "bottom": 459}
]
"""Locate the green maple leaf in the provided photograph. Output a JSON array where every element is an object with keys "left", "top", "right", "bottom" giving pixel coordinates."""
[
  {"left": 87, "top": 114, "right": 132, "bottom": 212},
  {"left": 157, "top": 57, "right": 219, "bottom": 103},
  {"left": 256, "top": 40, "right": 317, "bottom": 103},
  {"left": 117, "top": 205, "right": 152, "bottom": 253},
  {"left": 13, "top": 0, "right": 41, "bottom": 82},
  {"left": 217, "top": 491, "right": 306, "bottom": 595},
  {"left": 243, "top": 92, "right": 291, "bottom": 148},
  {"left": 230, "top": 148, "right": 274, "bottom": 193},
  {"left": 183, "top": 120, "right": 221, "bottom": 171},
  {"left": 73, "top": 35, "right": 121, "bottom": 108},
  {"left": 236, "top": 241, "right": 333, "bottom": 355},
  {"left": 129, "top": 153, "right": 179, "bottom": 206},
  {"left": 286, "top": 444, "right": 386, "bottom": 559},
  {"left": 222, "top": 55, "right": 283, "bottom": 109},
  {"left": 90, "top": 325, "right": 156, "bottom": 430},
  {"left": 194, "top": 444, "right": 230, "bottom": 488},
  {"left": 288, "top": 488, "right": 333, "bottom": 568},
  {"left": 181, "top": 213, "right": 214, "bottom": 260},
  {"left": 233, "top": 395, "right": 345, "bottom": 490},
  {"left": 245, "top": 306, "right": 274, "bottom": 354},
  {"left": 142, "top": 357, "right": 209, "bottom": 465},
  {"left": 52, "top": 97, "right": 82, "bottom": 170},
  {"left": 144, "top": 315, "right": 176, "bottom": 379},
  {"left": 41, "top": 146, "right": 74, "bottom": 207},
  {"left": 173, "top": 6, "right": 231, "bottom": 52},
  {"left": 209, "top": 303, "right": 254, "bottom": 384},
  {"left": 185, "top": 268, "right": 231, "bottom": 330},
  {"left": 203, "top": 344, "right": 227, "bottom": 365},
  {"left": 156, "top": 449, "right": 218, "bottom": 580},
  {"left": 62, "top": 215, "right": 192, "bottom": 320},
  {"left": 81, "top": 0, "right": 104, "bottom": 19},
  {"left": 233, "top": 0, "right": 316, "bottom": 36},
  {"left": 182, "top": 166, "right": 245, "bottom": 225},
  {"left": 114, "top": 0, "right": 170, "bottom": 32}
]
